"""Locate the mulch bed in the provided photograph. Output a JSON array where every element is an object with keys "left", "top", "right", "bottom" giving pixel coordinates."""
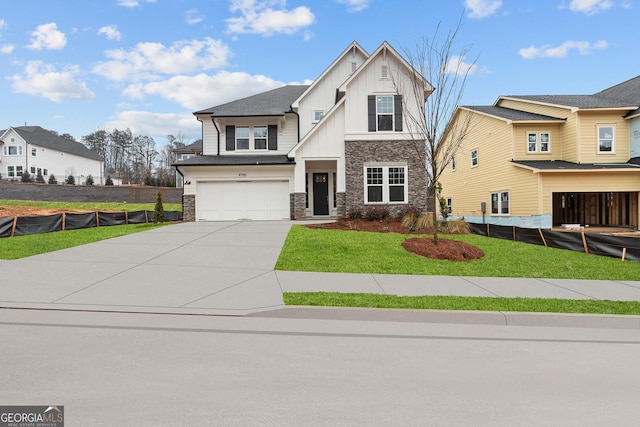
[{"left": 305, "top": 218, "right": 484, "bottom": 261}]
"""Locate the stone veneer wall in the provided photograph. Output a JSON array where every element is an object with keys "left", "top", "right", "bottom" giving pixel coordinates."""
[
  {"left": 345, "top": 139, "right": 427, "bottom": 217},
  {"left": 336, "top": 192, "right": 346, "bottom": 217},
  {"left": 182, "top": 194, "right": 195, "bottom": 222},
  {"left": 291, "top": 192, "right": 306, "bottom": 220}
]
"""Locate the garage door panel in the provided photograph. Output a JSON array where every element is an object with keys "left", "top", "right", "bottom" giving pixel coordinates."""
[{"left": 196, "top": 181, "right": 289, "bottom": 221}]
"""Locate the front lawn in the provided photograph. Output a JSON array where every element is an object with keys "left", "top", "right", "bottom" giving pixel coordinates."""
[{"left": 275, "top": 226, "right": 640, "bottom": 281}]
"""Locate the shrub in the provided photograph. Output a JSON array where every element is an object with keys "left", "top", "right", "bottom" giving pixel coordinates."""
[
  {"left": 105, "top": 175, "right": 114, "bottom": 186},
  {"left": 48, "top": 174, "right": 58, "bottom": 184},
  {"left": 396, "top": 204, "right": 423, "bottom": 219},
  {"left": 346, "top": 206, "right": 363, "bottom": 219},
  {"left": 363, "top": 205, "right": 390, "bottom": 221},
  {"left": 152, "top": 190, "right": 165, "bottom": 223},
  {"left": 85, "top": 175, "right": 94, "bottom": 186},
  {"left": 447, "top": 219, "right": 470, "bottom": 234},
  {"left": 66, "top": 175, "right": 75, "bottom": 185},
  {"left": 20, "top": 171, "right": 32, "bottom": 182},
  {"left": 35, "top": 172, "right": 45, "bottom": 183}
]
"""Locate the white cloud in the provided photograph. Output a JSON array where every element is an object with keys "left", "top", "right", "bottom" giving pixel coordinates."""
[
  {"left": 1, "top": 45, "right": 14, "bottom": 54},
  {"left": 9, "top": 61, "right": 96, "bottom": 102},
  {"left": 519, "top": 40, "right": 608, "bottom": 59},
  {"left": 0, "top": 19, "right": 6, "bottom": 31},
  {"left": 444, "top": 55, "right": 478, "bottom": 76},
  {"left": 121, "top": 71, "right": 285, "bottom": 110},
  {"left": 186, "top": 9, "right": 204, "bottom": 24},
  {"left": 569, "top": 0, "right": 613, "bottom": 14},
  {"left": 117, "top": 0, "right": 139, "bottom": 7},
  {"left": 337, "top": 0, "right": 370, "bottom": 12},
  {"left": 92, "top": 37, "right": 231, "bottom": 82},
  {"left": 465, "top": 0, "right": 502, "bottom": 18},
  {"left": 27, "top": 23, "right": 67, "bottom": 50},
  {"left": 103, "top": 110, "right": 200, "bottom": 140},
  {"left": 226, "top": 0, "right": 315, "bottom": 36},
  {"left": 98, "top": 25, "right": 122, "bottom": 41}
]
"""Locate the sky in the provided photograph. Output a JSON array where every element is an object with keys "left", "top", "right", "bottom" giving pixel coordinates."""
[{"left": 1, "top": 0, "right": 638, "bottom": 147}]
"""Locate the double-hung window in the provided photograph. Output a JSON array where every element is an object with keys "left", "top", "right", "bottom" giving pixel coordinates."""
[
  {"left": 235, "top": 126, "right": 250, "bottom": 150},
  {"left": 471, "top": 149, "right": 478, "bottom": 167},
  {"left": 597, "top": 125, "right": 614, "bottom": 153},
  {"left": 254, "top": 126, "right": 267, "bottom": 150},
  {"left": 491, "top": 191, "right": 510, "bottom": 215},
  {"left": 527, "top": 132, "right": 550, "bottom": 153},
  {"left": 3, "top": 146, "right": 22, "bottom": 156},
  {"left": 365, "top": 165, "right": 407, "bottom": 204},
  {"left": 377, "top": 96, "right": 394, "bottom": 131}
]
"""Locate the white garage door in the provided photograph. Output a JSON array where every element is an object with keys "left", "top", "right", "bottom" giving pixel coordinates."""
[{"left": 196, "top": 181, "right": 290, "bottom": 221}]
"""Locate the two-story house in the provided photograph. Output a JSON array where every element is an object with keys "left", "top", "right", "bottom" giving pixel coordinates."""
[
  {"left": 0, "top": 126, "right": 104, "bottom": 185},
  {"left": 174, "top": 41, "right": 431, "bottom": 221},
  {"left": 439, "top": 76, "right": 640, "bottom": 229}
]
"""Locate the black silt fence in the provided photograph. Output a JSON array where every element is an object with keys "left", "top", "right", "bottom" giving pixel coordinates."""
[
  {"left": 0, "top": 210, "right": 182, "bottom": 238},
  {"left": 469, "top": 222, "right": 640, "bottom": 262}
]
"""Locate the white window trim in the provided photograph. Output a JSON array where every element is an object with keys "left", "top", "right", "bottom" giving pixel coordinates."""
[
  {"left": 597, "top": 124, "right": 615, "bottom": 154},
  {"left": 235, "top": 126, "right": 250, "bottom": 150},
  {"left": 527, "top": 131, "right": 551, "bottom": 153},
  {"left": 376, "top": 95, "right": 394, "bottom": 132},
  {"left": 253, "top": 126, "right": 268, "bottom": 151},
  {"left": 490, "top": 191, "right": 510, "bottom": 216},
  {"left": 312, "top": 110, "right": 324, "bottom": 124},
  {"left": 470, "top": 148, "right": 478, "bottom": 168},
  {"left": 4, "top": 145, "right": 22, "bottom": 156},
  {"left": 364, "top": 165, "right": 408, "bottom": 204}
]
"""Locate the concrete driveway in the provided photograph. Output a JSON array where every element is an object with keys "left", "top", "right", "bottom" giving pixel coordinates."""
[{"left": 0, "top": 221, "right": 295, "bottom": 315}]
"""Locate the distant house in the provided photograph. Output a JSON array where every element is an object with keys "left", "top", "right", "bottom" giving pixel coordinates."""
[
  {"left": 0, "top": 126, "right": 104, "bottom": 184},
  {"left": 439, "top": 76, "right": 640, "bottom": 229},
  {"left": 174, "top": 41, "right": 432, "bottom": 221},
  {"left": 173, "top": 140, "right": 202, "bottom": 187}
]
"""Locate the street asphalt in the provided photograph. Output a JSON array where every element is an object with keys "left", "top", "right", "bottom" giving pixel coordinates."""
[{"left": 1, "top": 221, "right": 640, "bottom": 329}]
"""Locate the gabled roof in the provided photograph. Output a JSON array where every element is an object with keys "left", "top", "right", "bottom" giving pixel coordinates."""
[
  {"left": 594, "top": 75, "right": 640, "bottom": 103},
  {"left": 0, "top": 126, "right": 103, "bottom": 161},
  {"left": 511, "top": 160, "right": 640, "bottom": 172},
  {"left": 193, "top": 85, "right": 309, "bottom": 117},
  {"left": 174, "top": 140, "right": 202, "bottom": 154},
  {"left": 291, "top": 41, "right": 369, "bottom": 109},
  {"left": 462, "top": 105, "right": 565, "bottom": 123},
  {"left": 499, "top": 95, "right": 636, "bottom": 110},
  {"left": 173, "top": 154, "right": 293, "bottom": 167}
]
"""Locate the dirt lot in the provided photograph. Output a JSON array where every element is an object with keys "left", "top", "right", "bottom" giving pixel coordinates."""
[{"left": 0, "top": 206, "right": 92, "bottom": 218}]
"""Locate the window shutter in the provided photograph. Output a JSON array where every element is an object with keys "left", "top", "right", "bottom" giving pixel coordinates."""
[
  {"left": 368, "top": 95, "right": 376, "bottom": 132},
  {"left": 225, "top": 126, "right": 235, "bottom": 151},
  {"left": 268, "top": 125, "right": 278, "bottom": 150},
  {"left": 394, "top": 95, "right": 403, "bottom": 132}
]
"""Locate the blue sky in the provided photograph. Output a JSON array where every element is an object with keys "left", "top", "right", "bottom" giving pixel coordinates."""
[{"left": 1, "top": 0, "right": 637, "bottom": 146}]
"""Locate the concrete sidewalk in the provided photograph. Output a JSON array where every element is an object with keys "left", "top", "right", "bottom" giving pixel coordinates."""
[{"left": 1, "top": 221, "right": 640, "bottom": 327}]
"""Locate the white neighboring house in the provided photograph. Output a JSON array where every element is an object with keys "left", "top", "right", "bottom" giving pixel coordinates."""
[
  {"left": 175, "top": 41, "right": 432, "bottom": 221},
  {"left": 0, "top": 126, "right": 104, "bottom": 185}
]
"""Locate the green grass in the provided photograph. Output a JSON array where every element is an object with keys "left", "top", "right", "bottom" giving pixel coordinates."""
[
  {"left": 275, "top": 226, "right": 640, "bottom": 280},
  {"left": 0, "top": 223, "right": 166, "bottom": 259},
  {"left": 284, "top": 292, "right": 640, "bottom": 315},
  {"left": 0, "top": 199, "right": 182, "bottom": 212}
]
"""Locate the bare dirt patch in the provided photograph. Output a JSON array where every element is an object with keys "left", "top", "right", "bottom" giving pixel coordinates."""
[
  {"left": 306, "top": 218, "right": 484, "bottom": 261},
  {"left": 0, "top": 206, "right": 92, "bottom": 218}
]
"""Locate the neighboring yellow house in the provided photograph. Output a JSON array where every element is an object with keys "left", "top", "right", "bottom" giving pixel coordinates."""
[{"left": 440, "top": 76, "right": 640, "bottom": 229}]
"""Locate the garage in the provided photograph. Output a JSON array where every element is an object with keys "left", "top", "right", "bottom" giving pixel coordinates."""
[{"left": 196, "top": 180, "right": 290, "bottom": 221}]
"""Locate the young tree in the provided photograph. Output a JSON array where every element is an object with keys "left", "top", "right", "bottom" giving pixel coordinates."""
[
  {"left": 395, "top": 18, "right": 476, "bottom": 244},
  {"left": 66, "top": 175, "right": 76, "bottom": 185},
  {"left": 85, "top": 174, "right": 94, "bottom": 186},
  {"left": 48, "top": 174, "right": 58, "bottom": 184},
  {"left": 21, "top": 171, "right": 32, "bottom": 182},
  {"left": 105, "top": 174, "right": 114, "bottom": 186},
  {"left": 152, "top": 190, "right": 165, "bottom": 223},
  {"left": 36, "top": 172, "right": 45, "bottom": 183}
]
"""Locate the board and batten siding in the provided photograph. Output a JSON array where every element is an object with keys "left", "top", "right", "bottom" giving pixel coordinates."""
[
  {"left": 293, "top": 102, "right": 346, "bottom": 193},
  {"left": 297, "top": 49, "right": 367, "bottom": 139}
]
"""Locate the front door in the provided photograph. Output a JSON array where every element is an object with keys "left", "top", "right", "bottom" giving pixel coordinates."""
[{"left": 313, "top": 173, "right": 329, "bottom": 215}]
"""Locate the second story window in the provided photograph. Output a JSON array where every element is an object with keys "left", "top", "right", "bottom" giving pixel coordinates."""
[
  {"left": 597, "top": 125, "right": 614, "bottom": 153},
  {"left": 471, "top": 149, "right": 478, "bottom": 167},
  {"left": 236, "top": 126, "right": 250, "bottom": 150},
  {"left": 376, "top": 96, "right": 394, "bottom": 131},
  {"left": 254, "top": 126, "right": 267, "bottom": 150},
  {"left": 3, "top": 145, "right": 22, "bottom": 156},
  {"left": 527, "top": 132, "right": 551, "bottom": 153},
  {"left": 32, "top": 147, "right": 37, "bottom": 157}
]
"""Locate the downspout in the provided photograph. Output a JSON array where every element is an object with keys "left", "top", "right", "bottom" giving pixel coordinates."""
[
  {"left": 211, "top": 116, "right": 220, "bottom": 156},
  {"left": 290, "top": 107, "right": 300, "bottom": 144}
]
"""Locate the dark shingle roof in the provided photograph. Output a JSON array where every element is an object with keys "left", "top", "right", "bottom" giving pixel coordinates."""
[
  {"left": 3, "top": 126, "right": 103, "bottom": 161},
  {"left": 512, "top": 160, "right": 640, "bottom": 170},
  {"left": 502, "top": 95, "right": 635, "bottom": 109},
  {"left": 173, "top": 154, "right": 294, "bottom": 167},
  {"left": 194, "top": 85, "right": 309, "bottom": 117},
  {"left": 594, "top": 76, "right": 640, "bottom": 103},
  {"left": 174, "top": 140, "right": 202, "bottom": 154},
  {"left": 464, "top": 105, "right": 565, "bottom": 122}
]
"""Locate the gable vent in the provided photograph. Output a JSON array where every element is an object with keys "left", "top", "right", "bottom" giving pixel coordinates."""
[{"left": 381, "top": 65, "right": 388, "bottom": 79}]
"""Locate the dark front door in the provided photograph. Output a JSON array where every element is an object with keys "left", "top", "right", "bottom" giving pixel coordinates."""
[{"left": 313, "top": 173, "right": 329, "bottom": 215}]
